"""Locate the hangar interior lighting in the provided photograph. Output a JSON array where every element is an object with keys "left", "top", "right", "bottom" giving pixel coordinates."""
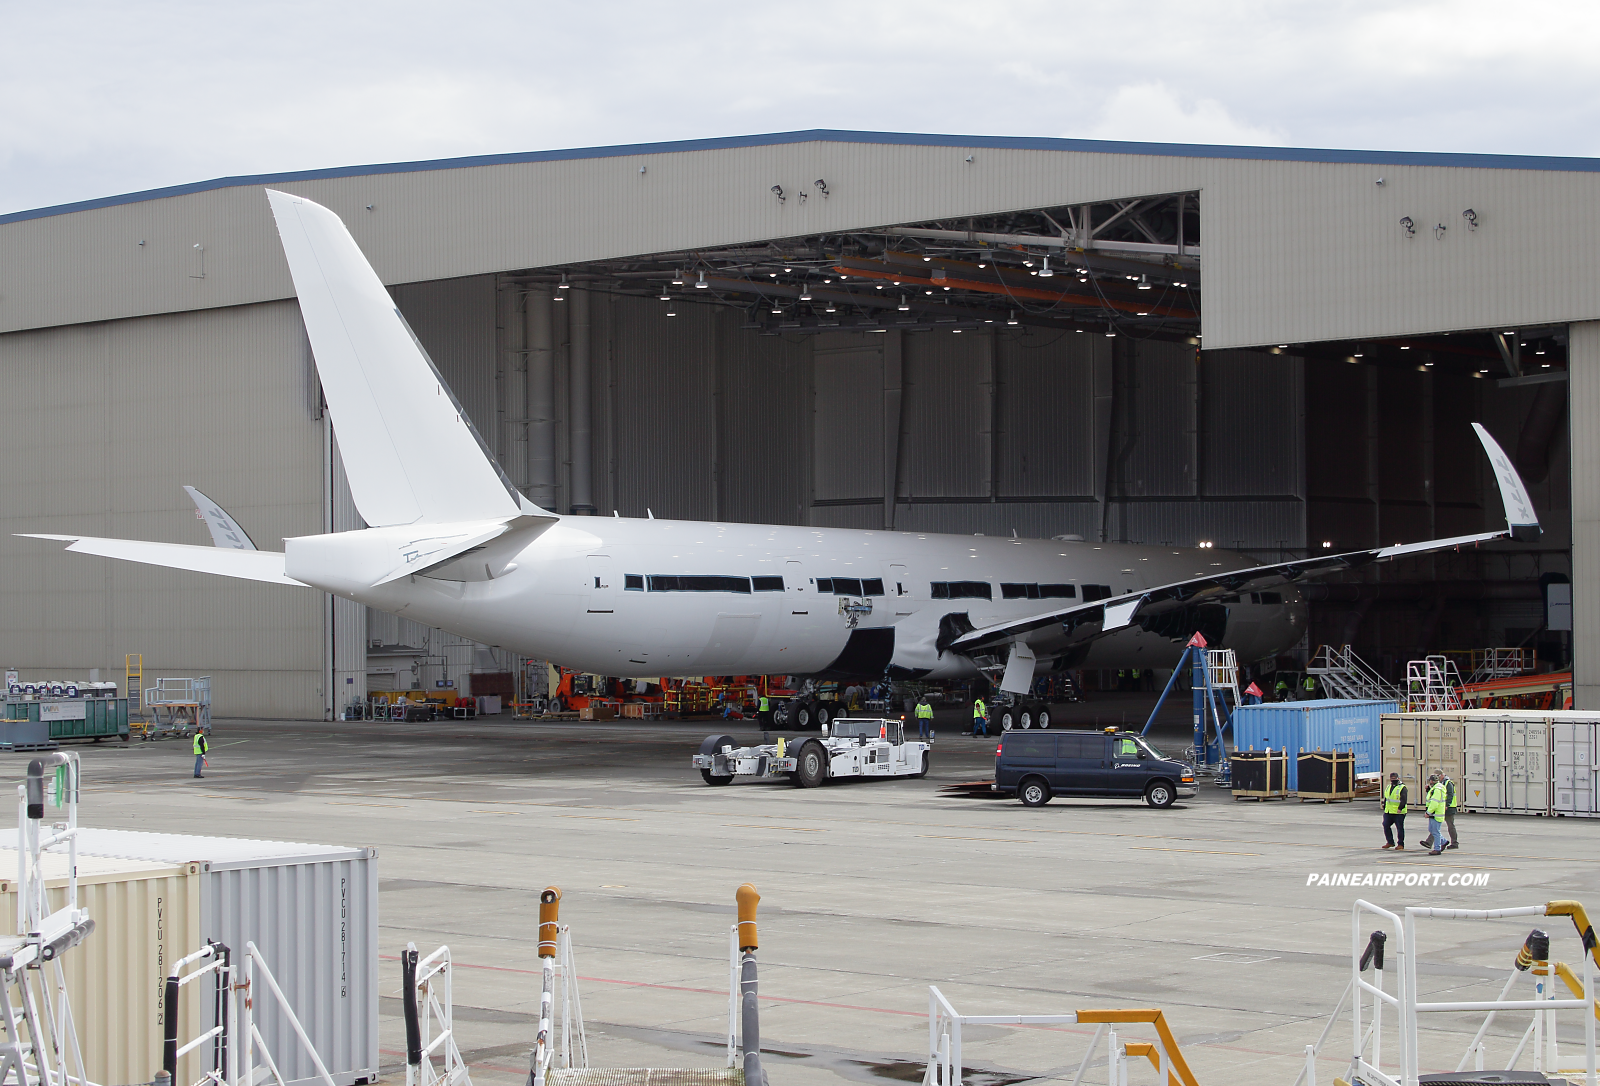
[
  {"left": 899, "top": 297, "right": 911, "bottom": 311},
  {"left": 695, "top": 272, "right": 708, "bottom": 289},
  {"left": 1322, "top": 541, "right": 1333, "bottom": 549},
  {"left": 1039, "top": 257, "right": 1054, "bottom": 278},
  {"left": 799, "top": 286, "right": 812, "bottom": 301},
  {"left": 1137, "top": 275, "right": 1151, "bottom": 290},
  {"left": 671, "top": 270, "right": 684, "bottom": 285}
]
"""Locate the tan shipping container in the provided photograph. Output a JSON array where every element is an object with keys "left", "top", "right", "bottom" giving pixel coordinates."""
[
  {"left": 1381, "top": 713, "right": 1467, "bottom": 805},
  {"left": 0, "top": 849, "right": 205, "bottom": 1086}
]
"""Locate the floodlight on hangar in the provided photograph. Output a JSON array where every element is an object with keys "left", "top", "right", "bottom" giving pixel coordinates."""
[{"left": 1038, "top": 257, "right": 1054, "bottom": 278}]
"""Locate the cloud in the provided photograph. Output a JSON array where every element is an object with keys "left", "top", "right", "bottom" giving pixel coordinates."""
[{"left": 1075, "top": 83, "right": 1284, "bottom": 147}]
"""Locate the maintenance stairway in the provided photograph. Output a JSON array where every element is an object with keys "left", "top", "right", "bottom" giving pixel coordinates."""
[{"left": 1307, "top": 644, "right": 1400, "bottom": 702}]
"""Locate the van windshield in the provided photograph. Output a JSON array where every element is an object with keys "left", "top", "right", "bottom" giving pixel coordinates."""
[{"left": 1137, "top": 737, "right": 1164, "bottom": 760}]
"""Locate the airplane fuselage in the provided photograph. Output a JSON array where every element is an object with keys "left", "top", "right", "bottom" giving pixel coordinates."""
[{"left": 309, "top": 518, "right": 1306, "bottom": 681}]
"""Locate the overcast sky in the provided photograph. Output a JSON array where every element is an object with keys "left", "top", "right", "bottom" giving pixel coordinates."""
[{"left": 3, "top": 1, "right": 1597, "bottom": 217}]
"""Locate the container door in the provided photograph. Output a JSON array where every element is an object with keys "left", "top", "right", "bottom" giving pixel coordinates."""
[
  {"left": 1504, "top": 719, "right": 1549, "bottom": 815},
  {"left": 1553, "top": 723, "right": 1582, "bottom": 815},
  {"left": 1465, "top": 720, "right": 1494, "bottom": 812}
]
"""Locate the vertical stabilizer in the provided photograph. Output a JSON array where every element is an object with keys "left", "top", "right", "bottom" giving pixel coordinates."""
[{"left": 266, "top": 188, "right": 532, "bottom": 527}]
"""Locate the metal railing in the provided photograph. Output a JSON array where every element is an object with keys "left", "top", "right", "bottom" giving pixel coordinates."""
[{"left": 1308, "top": 644, "right": 1401, "bottom": 702}]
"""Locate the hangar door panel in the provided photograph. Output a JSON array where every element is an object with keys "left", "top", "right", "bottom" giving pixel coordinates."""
[
  {"left": 900, "top": 333, "right": 987, "bottom": 498},
  {"left": 1201, "top": 350, "right": 1303, "bottom": 498},
  {"left": 996, "top": 334, "right": 1097, "bottom": 497},
  {"left": 813, "top": 343, "right": 883, "bottom": 502}
]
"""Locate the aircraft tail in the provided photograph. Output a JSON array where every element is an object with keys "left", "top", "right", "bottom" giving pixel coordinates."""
[{"left": 266, "top": 188, "right": 539, "bottom": 528}]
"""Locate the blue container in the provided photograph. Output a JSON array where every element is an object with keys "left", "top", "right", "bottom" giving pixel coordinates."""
[{"left": 1230, "top": 699, "right": 1394, "bottom": 791}]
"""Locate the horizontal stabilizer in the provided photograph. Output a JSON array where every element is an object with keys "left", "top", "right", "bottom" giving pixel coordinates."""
[{"left": 19, "top": 534, "right": 304, "bottom": 586}]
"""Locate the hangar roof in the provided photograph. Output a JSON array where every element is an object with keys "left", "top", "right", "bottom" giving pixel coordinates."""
[{"left": 4, "top": 129, "right": 1600, "bottom": 349}]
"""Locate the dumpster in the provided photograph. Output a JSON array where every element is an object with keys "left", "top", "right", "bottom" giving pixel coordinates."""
[{"left": 4, "top": 697, "right": 130, "bottom": 742}]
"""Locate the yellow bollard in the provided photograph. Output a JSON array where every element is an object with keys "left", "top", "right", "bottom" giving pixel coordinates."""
[
  {"left": 539, "top": 887, "right": 562, "bottom": 959},
  {"left": 737, "top": 883, "right": 760, "bottom": 951}
]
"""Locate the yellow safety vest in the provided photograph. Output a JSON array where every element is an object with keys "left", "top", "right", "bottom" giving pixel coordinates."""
[
  {"left": 1442, "top": 776, "right": 1459, "bottom": 809},
  {"left": 973, "top": 699, "right": 986, "bottom": 718},
  {"left": 1426, "top": 782, "right": 1447, "bottom": 819},
  {"left": 759, "top": 696, "right": 769, "bottom": 712},
  {"left": 916, "top": 702, "right": 934, "bottom": 719},
  {"left": 1383, "top": 784, "right": 1407, "bottom": 814},
  {"left": 193, "top": 732, "right": 208, "bottom": 756}
]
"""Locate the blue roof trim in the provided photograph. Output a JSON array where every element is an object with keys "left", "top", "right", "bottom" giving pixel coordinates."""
[{"left": 7, "top": 128, "right": 1600, "bottom": 226}]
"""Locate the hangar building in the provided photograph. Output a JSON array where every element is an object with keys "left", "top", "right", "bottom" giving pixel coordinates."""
[{"left": 0, "top": 130, "right": 1592, "bottom": 717}]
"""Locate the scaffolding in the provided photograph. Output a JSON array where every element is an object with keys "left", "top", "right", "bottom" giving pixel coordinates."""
[
  {"left": 1307, "top": 644, "right": 1401, "bottom": 702},
  {"left": 1403, "top": 656, "right": 1462, "bottom": 712}
]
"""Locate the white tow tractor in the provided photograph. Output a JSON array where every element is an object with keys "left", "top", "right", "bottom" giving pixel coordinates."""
[{"left": 693, "top": 717, "right": 932, "bottom": 787}]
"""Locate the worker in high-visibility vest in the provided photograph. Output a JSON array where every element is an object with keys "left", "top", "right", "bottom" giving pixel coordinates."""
[
  {"left": 1302, "top": 674, "right": 1317, "bottom": 699},
  {"left": 757, "top": 693, "right": 772, "bottom": 729},
  {"left": 971, "top": 697, "right": 989, "bottom": 738},
  {"left": 1380, "top": 772, "right": 1408, "bottom": 850},
  {"left": 915, "top": 696, "right": 935, "bottom": 741},
  {"left": 193, "top": 729, "right": 209, "bottom": 779},
  {"left": 1424, "top": 772, "right": 1449, "bottom": 855},
  {"left": 1274, "top": 677, "right": 1290, "bottom": 702},
  {"left": 1441, "top": 772, "right": 1461, "bottom": 850}
]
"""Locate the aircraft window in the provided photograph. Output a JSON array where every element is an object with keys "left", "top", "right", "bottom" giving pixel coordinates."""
[
  {"left": 752, "top": 576, "right": 785, "bottom": 592},
  {"left": 833, "top": 577, "right": 863, "bottom": 595},
  {"left": 1257, "top": 591, "right": 1282, "bottom": 605},
  {"left": 1001, "top": 583, "right": 1028, "bottom": 599},
  {"left": 1081, "top": 584, "right": 1112, "bottom": 601},
  {"left": 931, "top": 580, "right": 992, "bottom": 600},
  {"left": 648, "top": 575, "right": 752, "bottom": 593},
  {"left": 815, "top": 578, "right": 833, "bottom": 593},
  {"left": 624, "top": 574, "right": 644, "bottom": 591},
  {"left": 863, "top": 578, "right": 885, "bottom": 596},
  {"left": 1038, "top": 583, "right": 1076, "bottom": 599}
]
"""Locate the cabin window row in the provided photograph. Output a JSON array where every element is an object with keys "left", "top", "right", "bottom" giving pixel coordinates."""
[
  {"left": 1000, "top": 582, "right": 1079, "bottom": 600},
  {"left": 815, "top": 577, "right": 886, "bottom": 596},
  {"left": 623, "top": 575, "right": 787, "bottom": 593}
]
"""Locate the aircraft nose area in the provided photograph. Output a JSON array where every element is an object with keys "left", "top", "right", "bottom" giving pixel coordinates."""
[{"left": 1221, "top": 593, "right": 1308, "bottom": 662}]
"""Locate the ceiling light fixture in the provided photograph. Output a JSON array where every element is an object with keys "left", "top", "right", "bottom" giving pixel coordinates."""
[
  {"left": 671, "top": 270, "right": 684, "bottom": 286},
  {"left": 799, "top": 285, "right": 812, "bottom": 301},
  {"left": 1039, "top": 257, "right": 1054, "bottom": 278},
  {"left": 658, "top": 291, "right": 670, "bottom": 301},
  {"left": 557, "top": 274, "right": 570, "bottom": 291},
  {"left": 825, "top": 300, "right": 836, "bottom": 313},
  {"left": 771, "top": 302, "right": 782, "bottom": 314},
  {"left": 1137, "top": 275, "right": 1151, "bottom": 290},
  {"left": 1006, "top": 311, "right": 1018, "bottom": 325},
  {"left": 695, "top": 271, "right": 708, "bottom": 289},
  {"left": 898, "top": 297, "right": 911, "bottom": 311}
]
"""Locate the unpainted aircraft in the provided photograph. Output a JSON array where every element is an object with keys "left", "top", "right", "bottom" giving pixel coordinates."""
[{"left": 23, "top": 191, "right": 1542, "bottom": 696}]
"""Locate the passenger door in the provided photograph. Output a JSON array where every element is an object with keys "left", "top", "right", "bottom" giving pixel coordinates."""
[
  {"left": 889, "top": 563, "right": 913, "bottom": 615},
  {"left": 585, "top": 555, "right": 615, "bottom": 614},
  {"left": 1052, "top": 733, "right": 1102, "bottom": 794}
]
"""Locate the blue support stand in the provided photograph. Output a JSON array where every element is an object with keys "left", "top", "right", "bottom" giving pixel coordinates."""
[{"left": 1142, "top": 639, "right": 1235, "bottom": 783}]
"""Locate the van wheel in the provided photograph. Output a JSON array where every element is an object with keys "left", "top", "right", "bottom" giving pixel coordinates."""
[
  {"left": 1146, "top": 781, "right": 1175, "bottom": 809},
  {"left": 792, "top": 741, "right": 828, "bottom": 788},
  {"left": 1018, "top": 777, "right": 1052, "bottom": 807},
  {"left": 1036, "top": 707, "right": 1051, "bottom": 729},
  {"left": 915, "top": 752, "right": 931, "bottom": 779},
  {"left": 1000, "top": 710, "right": 1016, "bottom": 731}
]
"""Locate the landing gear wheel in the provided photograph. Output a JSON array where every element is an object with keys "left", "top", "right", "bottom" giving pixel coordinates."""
[
  {"left": 1000, "top": 710, "right": 1016, "bottom": 731},
  {"left": 792, "top": 741, "right": 828, "bottom": 788},
  {"left": 1018, "top": 777, "right": 1052, "bottom": 807},
  {"left": 1019, "top": 709, "right": 1033, "bottom": 729},
  {"left": 915, "top": 752, "right": 931, "bottom": 779},
  {"left": 698, "top": 734, "right": 737, "bottom": 787},
  {"left": 794, "top": 702, "right": 814, "bottom": 729},
  {"left": 1036, "top": 706, "right": 1051, "bottom": 729},
  {"left": 1146, "top": 781, "right": 1176, "bottom": 809},
  {"left": 814, "top": 703, "right": 833, "bottom": 729}
]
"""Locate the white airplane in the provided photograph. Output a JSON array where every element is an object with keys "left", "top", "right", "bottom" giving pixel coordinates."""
[{"left": 22, "top": 191, "right": 1542, "bottom": 699}]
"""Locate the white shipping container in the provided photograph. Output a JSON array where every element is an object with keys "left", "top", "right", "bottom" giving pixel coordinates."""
[
  {"left": 72, "top": 829, "right": 379, "bottom": 1086},
  {"left": 0, "top": 850, "right": 206, "bottom": 1086},
  {"left": 1554, "top": 721, "right": 1600, "bottom": 817}
]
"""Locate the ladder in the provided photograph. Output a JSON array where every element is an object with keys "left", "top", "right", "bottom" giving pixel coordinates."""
[
  {"left": 1307, "top": 644, "right": 1401, "bottom": 702},
  {"left": 1405, "top": 656, "right": 1462, "bottom": 712},
  {"left": 125, "top": 653, "right": 144, "bottom": 720}
]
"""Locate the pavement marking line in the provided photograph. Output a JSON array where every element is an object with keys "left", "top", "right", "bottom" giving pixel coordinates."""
[
  {"left": 1374, "top": 860, "right": 1515, "bottom": 870},
  {"left": 918, "top": 835, "right": 1026, "bottom": 843},
  {"left": 327, "top": 801, "right": 407, "bottom": 808},
  {"left": 726, "top": 824, "right": 827, "bottom": 832},
  {"left": 1130, "top": 847, "right": 1260, "bottom": 856},
  {"left": 557, "top": 814, "right": 639, "bottom": 821}
]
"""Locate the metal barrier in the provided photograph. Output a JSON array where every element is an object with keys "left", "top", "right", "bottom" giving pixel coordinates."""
[
  {"left": 1332, "top": 898, "right": 1597, "bottom": 1086},
  {"left": 403, "top": 943, "right": 472, "bottom": 1086},
  {"left": 164, "top": 942, "right": 232, "bottom": 1086},
  {"left": 528, "top": 888, "right": 588, "bottom": 1086}
]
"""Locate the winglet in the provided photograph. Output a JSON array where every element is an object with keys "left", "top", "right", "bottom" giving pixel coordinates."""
[
  {"left": 1472, "top": 423, "right": 1542, "bottom": 542},
  {"left": 183, "top": 486, "right": 257, "bottom": 550}
]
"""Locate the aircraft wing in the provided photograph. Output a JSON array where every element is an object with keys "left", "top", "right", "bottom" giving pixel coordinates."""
[
  {"left": 183, "top": 486, "right": 258, "bottom": 550},
  {"left": 18, "top": 534, "right": 306, "bottom": 586},
  {"left": 953, "top": 422, "right": 1540, "bottom": 663}
]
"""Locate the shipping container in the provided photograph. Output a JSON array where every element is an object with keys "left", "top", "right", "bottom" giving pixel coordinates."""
[
  {"left": 3, "top": 697, "right": 129, "bottom": 740},
  {"left": 0, "top": 849, "right": 205, "bottom": 1086},
  {"left": 1554, "top": 720, "right": 1599, "bottom": 817},
  {"left": 1231, "top": 699, "right": 1393, "bottom": 791},
  {"left": 72, "top": 829, "right": 379, "bottom": 1086},
  {"left": 1381, "top": 713, "right": 1468, "bottom": 805}
]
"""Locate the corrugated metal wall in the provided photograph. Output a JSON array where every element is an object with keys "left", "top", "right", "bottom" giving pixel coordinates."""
[
  {"left": 1571, "top": 322, "right": 1600, "bottom": 709},
  {"left": 0, "top": 300, "right": 326, "bottom": 717}
]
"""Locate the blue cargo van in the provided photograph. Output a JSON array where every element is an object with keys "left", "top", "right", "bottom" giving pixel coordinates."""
[{"left": 994, "top": 729, "right": 1197, "bottom": 808}]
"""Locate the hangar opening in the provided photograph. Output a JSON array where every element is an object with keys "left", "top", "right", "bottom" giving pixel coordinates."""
[{"left": 0, "top": 132, "right": 1588, "bottom": 716}]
